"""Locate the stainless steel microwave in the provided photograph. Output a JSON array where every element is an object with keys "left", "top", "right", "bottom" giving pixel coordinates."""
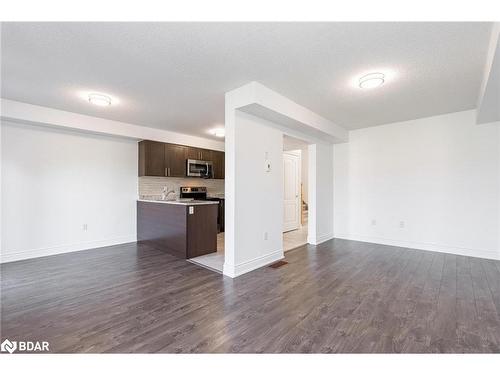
[{"left": 187, "top": 159, "right": 213, "bottom": 178}]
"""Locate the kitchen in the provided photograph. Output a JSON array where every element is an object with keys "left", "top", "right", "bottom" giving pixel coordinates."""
[{"left": 137, "top": 140, "right": 225, "bottom": 272}]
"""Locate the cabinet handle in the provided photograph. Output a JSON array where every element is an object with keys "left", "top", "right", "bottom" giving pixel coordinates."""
[
  {"left": 168, "top": 167, "right": 171, "bottom": 176},
  {"left": 165, "top": 167, "right": 168, "bottom": 177}
]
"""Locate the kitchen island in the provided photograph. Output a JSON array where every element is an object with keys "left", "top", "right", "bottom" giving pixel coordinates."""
[{"left": 137, "top": 199, "right": 219, "bottom": 259}]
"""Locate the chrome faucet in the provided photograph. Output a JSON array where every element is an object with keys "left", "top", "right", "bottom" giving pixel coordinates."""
[{"left": 161, "top": 186, "right": 176, "bottom": 200}]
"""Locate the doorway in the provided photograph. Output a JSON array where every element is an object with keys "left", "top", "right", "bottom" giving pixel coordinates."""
[{"left": 283, "top": 135, "right": 309, "bottom": 252}]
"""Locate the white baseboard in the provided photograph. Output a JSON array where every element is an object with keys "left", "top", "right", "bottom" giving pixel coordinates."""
[
  {"left": 334, "top": 233, "right": 500, "bottom": 261},
  {"left": 308, "top": 232, "right": 334, "bottom": 246},
  {"left": 0, "top": 234, "right": 137, "bottom": 263},
  {"left": 223, "top": 249, "right": 284, "bottom": 278}
]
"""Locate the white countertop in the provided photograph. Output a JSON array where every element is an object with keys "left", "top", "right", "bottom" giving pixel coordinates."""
[{"left": 138, "top": 199, "right": 219, "bottom": 206}]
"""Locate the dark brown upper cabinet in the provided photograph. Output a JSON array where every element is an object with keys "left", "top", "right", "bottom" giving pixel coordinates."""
[
  {"left": 164, "top": 143, "right": 188, "bottom": 177},
  {"left": 138, "top": 140, "right": 165, "bottom": 177},
  {"left": 187, "top": 147, "right": 201, "bottom": 160},
  {"left": 200, "top": 149, "right": 213, "bottom": 162},
  {"left": 212, "top": 151, "right": 225, "bottom": 179},
  {"left": 139, "top": 140, "right": 224, "bottom": 179},
  {"left": 187, "top": 147, "right": 212, "bottom": 161}
]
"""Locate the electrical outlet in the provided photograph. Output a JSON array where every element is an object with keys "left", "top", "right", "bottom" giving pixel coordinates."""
[
  {"left": 399, "top": 221, "right": 405, "bottom": 228},
  {"left": 264, "top": 232, "right": 268, "bottom": 240},
  {"left": 189, "top": 206, "right": 194, "bottom": 215},
  {"left": 83, "top": 224, "right": 88, "bottom": 231},
  {"left": 371, "top": 219, "right": 377, "bottom": 226}
]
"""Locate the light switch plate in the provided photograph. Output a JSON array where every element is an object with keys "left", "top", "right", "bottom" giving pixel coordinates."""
[{"left": 189, "top": 206, "right": 194, "bottom": 214}]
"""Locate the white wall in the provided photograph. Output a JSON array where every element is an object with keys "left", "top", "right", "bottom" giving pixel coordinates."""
[
  {"left": 308, "top": 143, "right": 334, "bottom": 245},
  {"left": 334, "top": 110, "right": 500, "bottom": 260},
  {"left": 223, "top": 111, "right": 284, "bottom": 277},
  {"left": 1, "top": 121, "right": 138, "bottom": 263}
]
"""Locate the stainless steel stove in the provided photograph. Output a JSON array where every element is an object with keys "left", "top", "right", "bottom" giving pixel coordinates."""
[{"left": 180, "top": 186, "right": 207, "bottom": 200}]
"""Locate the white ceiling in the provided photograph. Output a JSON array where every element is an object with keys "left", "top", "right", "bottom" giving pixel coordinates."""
[{"left": 1, "top": 22, "right": 493, "bottom": 140}]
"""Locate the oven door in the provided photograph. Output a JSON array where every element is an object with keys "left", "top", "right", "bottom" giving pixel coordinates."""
[{"left": 187, "top": 159, "right": 213, "bottom": 178}]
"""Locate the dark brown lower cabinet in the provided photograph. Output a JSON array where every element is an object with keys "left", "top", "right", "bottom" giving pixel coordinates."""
[{"left": 137, "top": 201, "right": 218, "bottom": 258}]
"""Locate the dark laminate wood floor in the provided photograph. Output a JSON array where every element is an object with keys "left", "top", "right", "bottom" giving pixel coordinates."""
[{"left": 1, "top": 239, "right": 500, "bottom": 353}]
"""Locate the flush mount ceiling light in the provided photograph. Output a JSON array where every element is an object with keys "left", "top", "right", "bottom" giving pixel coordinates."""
[
  {"left": 87, "top": 93, "right": 112, "bottom": 106},
  {"left": 359, "top": 72, "right": 385, "bottom": 89},
  {"left": 211, "top": 128, "right": 225, "bottom": 137}
]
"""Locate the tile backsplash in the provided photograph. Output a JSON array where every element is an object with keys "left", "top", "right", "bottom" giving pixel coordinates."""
[{"left": 139, "top": 177, "right": 224, "bottom": 199}]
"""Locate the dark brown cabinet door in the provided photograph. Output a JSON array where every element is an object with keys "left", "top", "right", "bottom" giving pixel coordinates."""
[
  {"left": 200, "top": 149, "right": 213, "bottom": 162},
  {"left": 212, "top": 151, "right": 225, "bottom": 179},
  {"left": 186, "top": 204, "right": 218, "bottom": 258},
  {"left": 187, "top": 147, "right": 212, "bottom": 161},
  {"left": 187, "top": 147, "right": 201, "bottom": 160},
  {"left": 139, "top": 140, "right": 165, "bottom": 176},
  {"left": 220, "top": 152, "right": 225, "bottom": 179},
  {"left": 164, "top": 144, "right": 187, "bottom": 177}
]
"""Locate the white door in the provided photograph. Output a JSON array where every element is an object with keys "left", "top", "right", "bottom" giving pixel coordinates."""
[{"left": 283, "top": 151, "right": 301, "bottom": 232}]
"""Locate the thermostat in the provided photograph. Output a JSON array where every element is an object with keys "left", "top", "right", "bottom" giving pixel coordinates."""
[{"left": 265, "top": 160, "right": 271, "bottom": 172}]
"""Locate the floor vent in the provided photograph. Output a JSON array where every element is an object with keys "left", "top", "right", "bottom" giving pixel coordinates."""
[{"left": 269, "top": 260, "right": 288, "bottom": 269}]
